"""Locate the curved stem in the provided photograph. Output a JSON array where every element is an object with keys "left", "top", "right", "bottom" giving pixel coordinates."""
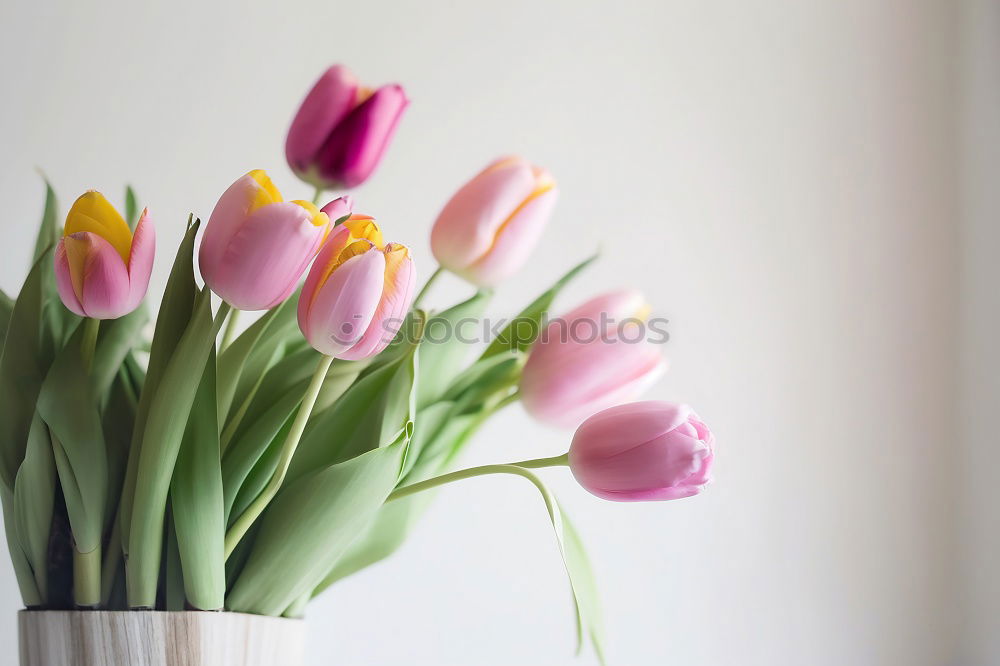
[
  {"left": 224, "top": 353, "right": 335, "bottom": 558},
  {"left": 412, "top": 266, "right": 445, "bottom": 309},
  {"left": 386, "top": 453, "right": 569, "bottom": 502},
  {"left": 311, "top": 186, "right": 324, "bottom": 207},
  {"left": 219, "top": 308, "right": 240, "bottom": 351},
  {"left": 80, "top": 318, "right": 100, "bottom": 373}
]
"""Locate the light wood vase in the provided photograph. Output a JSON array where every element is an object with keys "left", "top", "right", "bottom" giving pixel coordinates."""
[{"left": 18, "top": 610, "right": 305, "bottom": 666}]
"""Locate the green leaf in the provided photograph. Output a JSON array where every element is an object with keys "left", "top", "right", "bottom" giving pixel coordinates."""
[
  {"left": 288, "top": 339, "right": 419, "bottom": 482},
  {"left": 119, "top": 218, "right": 200, "bottom": 559},
  {"left": 36, "top": 323, "right": 109, "bottom": 557},
  {"left": 560, "top": 507, "right": 605, "bottom": 664},
  {"left": 12, "top": 414, "right": 56, "bottom": 604},
  {"left": 124, "top": 186, "right": 139, "bottom": 231},
  {"left": 0, "top": 250, "right": 50, "bottom": 490},
  {"left": 126, "top": 290, "right": 227, "bottom": 607},
  {"left": 480, "top": 254, "right": 596, "bottom": 359},
  {"left": 0, "top": 289, "right": 13, "bottom": 359},
  {"left": 226, "top": 438, "right": 408, "bottom": 615},
  {"left": 171, "top": 349, "right": 225, "bottom": 610},
  {"left": 1, "top": 488, "right": 41, "bottom": 606},
  {"left": 32, "top": 178, "right": 59, "bottom": 262},
  {"left": 217, "top": 297, "right": 298, "bottom": 426},
  {"left": 416, "top": 289, "right": 492, "bottom": 408},
  {"left": 91, "top": 306, "right": 148, "bottom": 407}
]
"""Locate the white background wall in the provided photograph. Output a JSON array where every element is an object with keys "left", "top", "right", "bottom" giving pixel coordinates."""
[{"left": 0, "top": 1, "right": 988, "bottom": 664}]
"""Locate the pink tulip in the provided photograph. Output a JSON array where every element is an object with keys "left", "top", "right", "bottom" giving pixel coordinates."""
[
  {"left": 286, "top": 65, "right": 409, "bottom": 190},
  {"left": 54, "top": 191, "right": 155, "bottom": 319},
  {"left": 519, "top": 290, "right": 665, "bottom": 428},
  {"left": 199, "top": 170, "right": 331, "bottom": 311},
  {"left": 298, "top": 215, "right": 415, "bottom": 359},
  {"left": 431, "top": 156, "right": 557, "bottom": 286},
  {"left": 322, "top": 195, "right": 354, "bottom": 223},
  {"left": 569, "top": 401, "right": 714, "bottom": 501}
]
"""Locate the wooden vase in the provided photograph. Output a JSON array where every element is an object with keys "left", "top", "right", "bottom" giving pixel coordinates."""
[{"left": 18, "top": 610, "right": 305, "bottom": 666}]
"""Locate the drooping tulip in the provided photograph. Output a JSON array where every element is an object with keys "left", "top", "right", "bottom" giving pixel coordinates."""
[
  {"left": 199, "top": 170, "right": 332, "bottom": 311},
  {"left": 569, "top": 401, "right": 714, "bottom": 501},
  {"left": 519, "top": 290, "right": 665, "bottom": 428},
  {"left": 54, "top": 191, "right": 155, "bottom": 319},
  {"left": 430, "top": 156, "right": 557, "bottom": 286},
  {"left": 298, "top": 215, "right": 415, "bottom": 359},
  {"left": 286, "top": 65, "right": 409, "bottom": 191}
]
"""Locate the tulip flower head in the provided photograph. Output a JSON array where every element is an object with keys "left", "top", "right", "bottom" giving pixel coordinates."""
[
  {"left": 431, "top": 156, "right": 557, "bottom": 287},
  {"left": 569, "top": 401, "right": 714, "bottom": 501},
  {"left": 200, "top": 170, "right": 332, "bottom": 311},
  {"left": 520, "top": 289, "right": 665, "bottom": 428},
  {"left": 54, "top": 191, "right": 155, "bottom": 319},
  {"left": 298, "top": 216, "right": 415, "bottom": 359},
  {"left": 286, "top": 65, "right": 409, "bottom": 191}
]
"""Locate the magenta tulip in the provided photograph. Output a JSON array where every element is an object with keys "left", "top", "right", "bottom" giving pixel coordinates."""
[
  {"left": 298, "top": 215, "right": 415, "bottom": 359},
  {"left": 54, "top": 191, "right": 155, "bottom": 319},
  {"left": 199, "top": 170, "right": 331, "bottom": 311},
  {"left": 431, "top": 156, "right": 557, "bottom": 287},
  {"left": 519, "top": 290, "right": 665, "bottom": 428},
  {"left": 569, "top": 401, "right": 714, "bottom": 501},
  {"left": 286, "top": 65, "right": 409, "bottom": 190}
]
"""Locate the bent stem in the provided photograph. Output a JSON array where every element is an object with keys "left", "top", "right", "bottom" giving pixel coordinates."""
[
  {"left": 386, "top": 453, "right": 569, "bottom": 502},
  {"left": 412, "top": 265, "right": 444, "bottom": 309},
  {"left": 80, "top": 318, "right": 100, "bottom": 372},
  {"left": 219, "top": 307, "right": 241, "bottom": 351},
  {"left": 224, "top": 353, "right": 335, "bottom": 558}
]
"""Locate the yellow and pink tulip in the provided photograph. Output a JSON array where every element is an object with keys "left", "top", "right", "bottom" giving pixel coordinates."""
[
  {"left": 297, "top": 215, "right": 415, "bottom": 359},
  {"left": 54, "top": 191, "right": 155, "bottom": 319},
  {"left": 199, "top": 170, "right": 332, "bottom": 311}
]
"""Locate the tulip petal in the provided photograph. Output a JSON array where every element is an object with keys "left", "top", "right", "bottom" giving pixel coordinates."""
[
  {"left": 64, "top": 191, "right": 133, "bottom": 264},
  {"left": 305, "top": 249, "right": 386, "bottom": 357},
  {"left": 339, "top": 244, "right": 415, "bottom": 360},
  {"left": 54, "top": 240, "right": 86, "bottom": 317},
  {"left": 60, "top": 232, "right": 132, "bottom": 319},
  {"left": 209, "top": 202, "right": 329, "bottom": 311},
  {"left": 200, "top": 173, "right": 275, "bottom": 291},
  {"left": 463, "top": 185, "right": 557, "bottom": 286},
  {"left": 286, "top": 66, "right": 361, "bottom": 174},
  {"left": 431, "top": 157, "right": 541, "bottom": 272},
  {"left": 321, "top": 195, "right": 354, "bottom": 223},
  {"left": 124, "top": 208, "right": 155, "bottom": 312},
  {"left": 315, "top": 84, "right": 409, "bottom": 188}
]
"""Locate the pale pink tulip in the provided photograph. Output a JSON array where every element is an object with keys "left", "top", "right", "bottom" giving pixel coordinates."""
[
  {"left": 199, "top": 170, "right": 331, "bottom": 311},
  {"left": 519, "top": 290, "right": 665, "bottom": 428},
  {"left": 431, "top": 156, "right": 557, "bottom": 286},
  {"left": 286, "top": 65, "right": 409, "bottom": 190},
  {"left": 569, "top": 401, "right": 714, "bottom": 501},
  {"left": 298, "top": 216, "right": 415, "bottom": 359},
  {"left": 54, "top": 191, "right": 155, "bottom": 319}
]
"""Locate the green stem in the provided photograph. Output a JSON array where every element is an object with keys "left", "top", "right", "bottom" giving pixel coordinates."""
[
  {"left": 80, "top": 318, "right": 100, "bottom": 372},
  {"left": 493, "top": 390, "right": 521, "bottom": 412},
  {"left": 73, "top": 545, "right": 101, "bottom": 608},
  {"left": 386, "top": 453, "right": 569, "bottom": 502},
  {"left": 412, "top": 266, "right": 445, "bottom": 309},
  {"left": 311, "top": 186, "right": 324, "bottom": 207},
  {"left": 224, "top": 354, "right": 335, "bottom": 558},
  {"left": 219, "top": 307, "right": 241, "bottom": 351}
]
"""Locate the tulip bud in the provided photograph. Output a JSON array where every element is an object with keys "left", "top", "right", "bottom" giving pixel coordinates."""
[
  {"left": 431, "top": 156, "right": 557, "bottom": 286},
  {"left": 54, "top": 191, "right": 155, "bottom": 319},
  {"left": 298, "top": 215, "right": 415, "bottom": 359},
  {"left": 286, "top": 65, "right": 409, "bottom": 190},
  {"left": 519, "top": 290, "right": 665, "bottom": 428},
  {"left": 321, "top": 195, "right": 354, "bottom": 223},
  {"left": 199, "top": 170, "right": 331, "bottom": 311},
  {"left": 569, "top": 401, "right": 714, "bottom": 501}
]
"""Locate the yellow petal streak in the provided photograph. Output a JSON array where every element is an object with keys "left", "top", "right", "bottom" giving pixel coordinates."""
[
  {"left": 342, "top": 215, "right": 384, "bottom": 248},
  {"left": 62, "top": 235, "right": 92, "bottom": 303},
  {"left": 64, "top": 191, "right": 133, "bottom": 264},
  {"left": 475, "top": 180, "right": 556, "bottom": 263},
  {"left": 247, "top": 169, "right": 283, "bottom": 213}
]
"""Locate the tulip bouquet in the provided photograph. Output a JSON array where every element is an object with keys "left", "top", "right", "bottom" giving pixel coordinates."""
[{"left": 1, "top": 64, "right": 714, "bottom": 664}]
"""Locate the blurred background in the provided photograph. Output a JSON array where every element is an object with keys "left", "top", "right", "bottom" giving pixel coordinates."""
[{"left": 1, "top": 1, "right": 997, "bottom": 664}]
